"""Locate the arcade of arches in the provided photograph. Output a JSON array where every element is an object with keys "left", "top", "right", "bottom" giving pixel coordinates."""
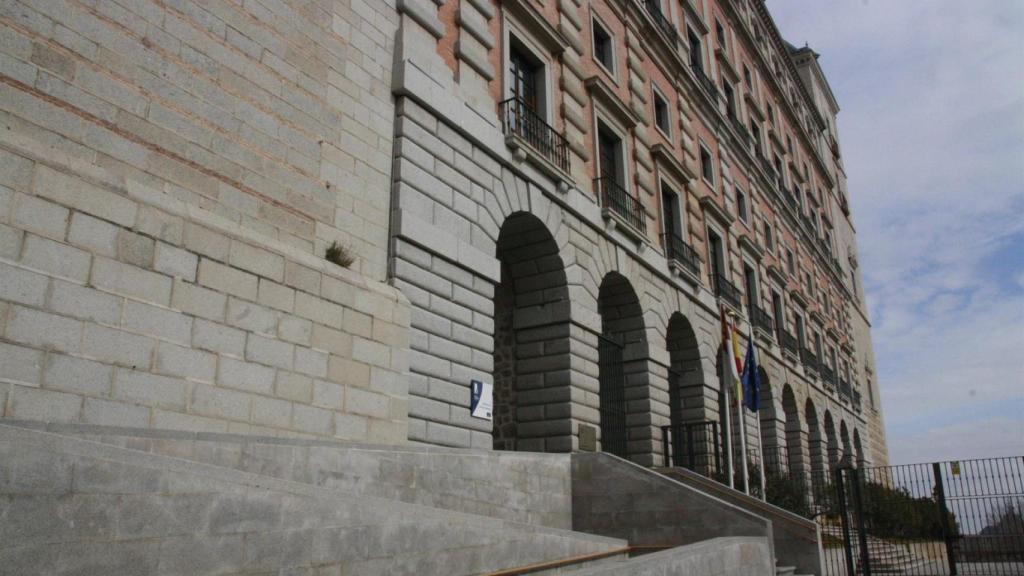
[{"left": 487, "top": 211, "right": 870, "bottom": 482}]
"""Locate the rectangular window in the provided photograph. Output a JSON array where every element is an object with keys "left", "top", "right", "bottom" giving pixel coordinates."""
[
  {"left": 743, "top": 263, "right": 758, "bottom": 314},
  {"left": 509, "top": 41, "right": 542, "bottom": 114},
  {"left": 724, "top": 82, "right": 736, "bottom": 120},
  {"left": 715, "top": 20, "right": 726, "bottom": 47},
  {"left": 764, "top": 222, "right": 774, "bottom": 251},
  {"left": 750, "top": 121, "right": 762, "bottom": 157},
  {"left": 772, "top": 289, "right": 785, "bottom": 338},
  {"left": 597, "top": 122, "right": 624, "bottom": 186},
  {"left": 707, "top": 228, "right": 726, "bottom": 279},
  {"left": 795, "top": 313, "right": 806, "bottom": 348},
  {"left": 786, "top": 134, "right": 793, "bottom": 155},
  {"left": 736, "top": 189, "right": 748, "bottom": 222},
  {"left": 700, "top": 145, "right": 714, "bottom": 185},
  {"left": 688, "top": 30, "right": 703, "bottom": 71},
  {"left": 592, "top": 18, "right": 614, "bottom": 74},
  {"left": 786, "top": 249, "right": 795, "bottom": 275},
  {"left": 662, "top": 183, "right": 682, "bottom": 237},
  {"left": 743, "top": 64, "right": 752, "bottom": 88},
  {"left": 653, "top": 89, "right": 671, "bottom": 137},
  {"left": 767, "top": 103, "right": 775, "bottom": 126}
]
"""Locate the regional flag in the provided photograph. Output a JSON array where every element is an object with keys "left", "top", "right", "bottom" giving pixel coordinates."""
[
  {"left": 741, "top": 338, "right": 761, "bottom": 412},
  {"left": 721, "top": 307, "right": 743, "bottom": 406}
]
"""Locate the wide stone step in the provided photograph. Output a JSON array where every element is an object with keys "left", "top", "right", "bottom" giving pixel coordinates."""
[{"left": 0, "top": 422, "right": 627, "bottom": 575}]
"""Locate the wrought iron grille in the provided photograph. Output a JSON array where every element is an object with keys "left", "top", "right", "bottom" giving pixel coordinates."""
[
  {"left": 598, "top": 333, "right": 628, "bottom": 459},
  {"left": 499, "top": 97, "right": 570, "bottom": 171},
  {"left": 691, "top": 64, "right": 720, "bottom": 101},
  {"left": 800, "top": 347, "right": 819, "bottom": 375},
  {"left": 751, "top": 305, "right": 774, "bottom": 336},
  {"left": 642, "top": 0, "right": 678, "bottom": 45},
  {"left": 660, "top": 420, "right": 722, "bottom": 475},
  {"left": 713, "top": 273, "right": 742, "bottom": 310},
  {"left": 780, "top": 329, "right": 799, "bottom": 355},
  {"left": 596, "top": 177, "right": 647, "bottom": 234},
  {"left": 662, "top": 232, "right": 700, "bottom": 276}
]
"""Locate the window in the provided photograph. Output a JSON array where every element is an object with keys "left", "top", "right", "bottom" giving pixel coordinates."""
[
  {"left": 743, "top": 263, "right": 758, "bottom": 314},
  {"left": 736, "top": 189, "right": 748, "bottom": 222},
  {"left": 764, "top": 222, "right": 774, "bottom": 251},
  {"left": 688, "top": 29, "right": 703, "bottom": 71},
  {"left": 750, "top": 121, "right": 762, "bottom": 156},
  {"left": 767, "top": 103, "right": 775, "bottom": 126},
  {"left": 795, "top": 312, "right": 806, "bottom": 348},
  {"left": 653, "top": 88, "right": 671, "bottom": 137},
  {"left": 786, "top": 135, "right": 793, "bottom": 154},
  {"left": 743, "top": 64, "right": 752, "bottom": 88},
  {"left": 510, "top": 41, "right": 542, "bottom": 113},
  {"left": 786, "top": 248, "right": 795, "bottom": 275},
  {"left": 699, "top": 145, "right": 714, "bottom": 185},
  {"left": 707, "top": 228, "right": 726, "bottom": 279},
  {"left": 592, "top": 18, "right": 614, "bottom": 75},
  {"left": 723, "top": 82, "right": 736, "bottom": 120},
  {"left": 597, "top": 121, "right": 625, "bottom": 186},
  {"left": 662, "top": 183, "right": 683, "bottom": 238},
  {"left": 771, "top": 289, "right": 785, "bottom": 338},
  {"left": 715, "top": 20, "right": 726, "bottom": 48}
]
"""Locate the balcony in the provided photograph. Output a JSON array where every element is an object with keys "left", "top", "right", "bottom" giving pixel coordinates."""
[
  {"left": 751, "top": 305, "right": 774, "bottom": 338},
  {"left": 500, "top": 97, "right": 570, "bottom": 172},
  {"left": 800, "top": 347, "right": 819, "bottom": 376},
  {"left": 691, "top": 64, "right": 719, "bottom": 102},
  {"left": 759, "top": 155, "right": 775, "bottom": 180},
  {"left": 821, "top": 364, "right": 836, "bottom": 392},
  {"left": 839, "top": 379, "right": 852, "bottom": 403},
  {"left": 596, "top": 177, "right": 647, "bottom": 235},
  {"left": 643, "top": 0, "right": 678, "bottom": 45},
  {"left": 663, "top": 232, "right": 701, "bottom": 278},
  {"left": 780, "top": 330, "right": 799, "bottom": 356},
  {"left": 713, "top": 273, "right": 742, "bottom": 311},
  {"left": 729, "top": 116, "right": 751, "bottom": 147},
  {"left": 853, "top": 390, "right": 863, "bottom": 413}
]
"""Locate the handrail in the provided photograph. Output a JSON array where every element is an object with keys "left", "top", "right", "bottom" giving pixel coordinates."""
[
  {"left": 596, "top": 177, "right": 647, "bottom": 234},
  {"left": 713, "top": 273, "right": 742, "bottom": 310},
  {"left": 662, "top": 232, "right": 701, "bottom": 276},
  {"left": 499, "top": 97, "right": 570, "bottom": 171},
  {"left": 751, "top": 305, "right": 774, "bottom": 336},
  {"left": 642, "top": 0, "right": 678, "bottom": 45}
]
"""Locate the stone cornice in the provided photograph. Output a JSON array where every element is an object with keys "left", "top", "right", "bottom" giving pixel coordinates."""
[{"left": 585, "top": 75, "right": 641, "bottom": 128}]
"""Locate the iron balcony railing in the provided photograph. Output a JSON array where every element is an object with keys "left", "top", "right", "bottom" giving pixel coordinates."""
[
  {"left": 662, "top": 232, "right": 700, "bottom": 277},
  {"left": 780, "top": 330, "right": 799, "bottom": 355},
  {"left": 800, "top": 347, "right": 819, "bottom": 375},
  {"left": 730, "top": 116, "right": 751, "bottom": 146},
  {"left": 759, "top": 155, "right": 775, "bottom": 180},
  {"left": 713, "top": 273, "right": 742, "bottom": 310},
  {"left": 821, "top": 364, "right": 836, "bottom": 391},
  {"left": 499, "top": 97, "right": 570, "bottom": 171},
  {"left": 853, "top": 389, "right": 862, "bottom": 412},
  {"left": 596, "top": 177, "right": 647, "bottom": 234},
  {"left": 839, "top": 379, "right": 852, "bottom": 402},
  {"left": 751, "top": 305, "right": 774, "bottom": 336},
  {"left": 643, "top": 0, "right": 678, "bottom": 45},
  {"left": 691, "top": 64, "right": 719, "bottom": 101}
]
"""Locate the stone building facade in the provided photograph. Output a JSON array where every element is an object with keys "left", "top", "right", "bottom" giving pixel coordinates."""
[
  {"left": 0, "top": 0, "right": 410, "bottom": 443},
  {"left": 0, "top": 0, "right": 886, "bottom": 480},
  {"left": 388, "top": 0, "right": 889, "bottom": 472}
]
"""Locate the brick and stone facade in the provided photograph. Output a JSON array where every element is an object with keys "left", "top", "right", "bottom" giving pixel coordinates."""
[
  {"left": 0, "top": 0, "right": 409, "bottom": 443},
  {"left": 388, "top": 0, "right": 888, "bottom": 471}
]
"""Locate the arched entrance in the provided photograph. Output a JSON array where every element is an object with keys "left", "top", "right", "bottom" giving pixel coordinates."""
[
  {"left": 853, "top": 429, "right": 866, "bottom": 467},
  {"left": 839, "top": 420, "right": 852, "bottom": 467},
  {"left": 491, "top": 212, "right": 571, "bottom": 452},
  {"left": 665, "top": 313, "right": 712, "bottom": 471},
  {"left": 824, "top": 411, "right": 839, "bottom": 473},
  {"left": 806, "top": 399, "right": 827, "bottom": 499},
  {"left": 782, "top": 385, "right": 804, "bottom": 479},
  {"left": 757, "top": 369, "right": 784, "bottom": 475},
  {"left": 597, "top": 272, "right": 648, "bottom": 460}
]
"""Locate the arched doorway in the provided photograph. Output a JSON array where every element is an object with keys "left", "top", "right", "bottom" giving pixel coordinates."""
[
  {"left": 824, "top": 411, "right": 839, "bottom": 473},
  {"left": 839, "top": 420, "right": 851, "bottom": 467},
  {"left": 757, "top": 368, "right": 784, "bottom": 475},
  {"left": 597, "top": 272, "right": 648, "bottom": 460},
  {"left": 665, "top": 313, "right": 711, "bottom": 471},
  {"left": 853, "top": 429, "right": 866, "bottom": 467},
  {"left": 782, "top": 385, "right": 804, "bottom": 479},
  {"left": 491, "top": 212, "right": 571, "bottom": 452},
  {"left": 806, "top": 399, "right": 828, "bottom": 500}
]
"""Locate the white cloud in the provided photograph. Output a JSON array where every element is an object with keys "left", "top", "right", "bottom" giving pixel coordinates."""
[{"left": 769, "top": 1, "right": 1024, "bottom": 464}]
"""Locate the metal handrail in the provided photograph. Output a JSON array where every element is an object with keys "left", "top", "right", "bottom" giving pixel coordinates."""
[
  {"left": 643, "top": 0, "right": 678, "bottom": 45},
  {"left": 499, "top": 97, "right": 570, "bottom": 171},
  {"left": 662, "top": 232, "right": 701, "bottom": 276},
  {"left": 800, "top": 347, "right": 819, "bottom": 374},
  {"left": 780, "top": 330, "right": 799, "bottom": 355},
  {"left": 691, "top": 64, "right": 720, "bottom": 101},
  {"left": 751, "top": 305, "right": 774, "bottom": 336},
  {"left": 713, "top": 273, "right": 742, "bottom": 310},
  {"left": 596, "top": 177, "right": 647, "bottom": 234}
]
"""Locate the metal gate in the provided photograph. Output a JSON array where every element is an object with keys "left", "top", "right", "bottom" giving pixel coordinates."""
[
  {"left": 660, "top": 420, "right": 721, "bottom": 475},
  {"left": 830, "top": 457, "right": 1024, "bottom": 576},
  {"left": 598, "top": 333, "right": 628, "bottom": 459}
]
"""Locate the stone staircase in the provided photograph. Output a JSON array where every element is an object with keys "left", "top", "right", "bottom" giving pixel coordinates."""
[
  {"left": 0, "top": 422, "right": 778, "bottom": 574},
  {"left": 820, "top": 524, "right": 931, "bottom": 573}
]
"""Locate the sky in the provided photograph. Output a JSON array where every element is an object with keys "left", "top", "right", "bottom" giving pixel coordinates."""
[{"left": 767, "top": 1, "right": 1024, "bottom": 465}]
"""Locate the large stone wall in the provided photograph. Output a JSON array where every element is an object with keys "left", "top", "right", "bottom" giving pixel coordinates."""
[{"left": 0, "top": 0, "right": 410, "bottom": 443}]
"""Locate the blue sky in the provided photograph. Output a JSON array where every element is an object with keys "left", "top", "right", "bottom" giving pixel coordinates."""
[{"left": 768, "top": 1, "right": 1024, "bottom": 464}]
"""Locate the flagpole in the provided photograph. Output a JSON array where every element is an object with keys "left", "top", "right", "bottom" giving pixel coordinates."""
[
  {"left": 734, "top": 314, "right": 749, "bottom": 495},
  {"left": 756, "top": 412, "right": 767, "bottom": 501},
  {"left": 722, "top": 341, "right": 734, "bottom": 490}
]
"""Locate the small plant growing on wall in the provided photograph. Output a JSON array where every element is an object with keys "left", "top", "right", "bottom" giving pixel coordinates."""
[{"left": 325, "top": 241, "right": 355, "bottom": 268}]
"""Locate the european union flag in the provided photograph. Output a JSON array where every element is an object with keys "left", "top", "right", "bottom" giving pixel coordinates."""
[{"left": 741, "top": 338, "right": 761, "bottom": 412}]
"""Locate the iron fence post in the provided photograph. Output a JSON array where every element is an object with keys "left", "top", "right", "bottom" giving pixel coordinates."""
[
  {"left": 662, "top": 426, "right": 670, "bottom": 467},
  {"left": 848, "top": 467, "right": 872, "bottom": 576},
  {"left": 933, "top": 462, "right": 958, "bottom": 575},
  {"left": 836, "top": 467, "right": 857, "bottom": 576}
]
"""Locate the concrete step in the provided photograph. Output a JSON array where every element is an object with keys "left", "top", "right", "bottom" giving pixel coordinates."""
[{"left": 0, "top": 422, "right": 627, "bottom": 575}]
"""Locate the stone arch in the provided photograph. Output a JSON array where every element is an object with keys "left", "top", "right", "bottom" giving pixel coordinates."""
[
  {"left": 839, "top": 420, "right": 852, "bottom": 467},
  {"left": 853, "top": 429, "right": 866, "bottom": 467},
  {"left": 782, "top": 385, "right": 806, "bottom": 480},
  {"left": 597, "top": 272, "right": 650, "bottom": 463},
  {"left": 823, "top": 410, "right": 839, "bottom": 473},
  {"left": 758, "top": 367, "right": 785, "bottom": 475},
  {"left": 665, "top": 312, "right": 714, "bottom": 471},
  {"left": 491, "top": 212, "right": 572, "bottom": 453},
  {"left": 805, "top": 399, "right": 826, "bottom": 484}
]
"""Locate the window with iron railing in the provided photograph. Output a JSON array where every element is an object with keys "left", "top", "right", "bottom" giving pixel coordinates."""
[
  {"left": 713, "top": 273, "right": 742, "bottom": 310},
  {"left": 596, "top": 177, "right": 646, "bottom": 234},
  {"left": 663, "top": 232, "right": 701, "bottom": 277},
  {"left": 500, "top": 98, "right": 570, "bottom": 171}
]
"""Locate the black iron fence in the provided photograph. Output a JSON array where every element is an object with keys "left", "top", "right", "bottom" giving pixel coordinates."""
[
  {"left": 596, "top": 177, "right": 647, "bottom": 234},
  {"left": 662, "top": 232, "right": 701, "bottom": 277},
  {"left": 829, "top": 458, "right": 1024, "bottom": 576},
  {"left": 660, "top": 420, "right": 722, "bottom": 477},
  {"left": 499, "top": 97, "right": 570, "bottom": 171}
]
